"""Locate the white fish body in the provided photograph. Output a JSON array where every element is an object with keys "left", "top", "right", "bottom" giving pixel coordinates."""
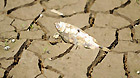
[{"left": 54, "top": 22, "right": 100, "bottom": 50}]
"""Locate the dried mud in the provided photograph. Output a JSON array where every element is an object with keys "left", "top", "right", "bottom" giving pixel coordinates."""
[{"left": 0, "top": 0, "right": 140, "bottom": 78}]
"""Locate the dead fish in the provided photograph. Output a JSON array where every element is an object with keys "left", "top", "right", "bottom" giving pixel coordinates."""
[{"left": 54, "top": 22, "right": 109, "bottom": 51}]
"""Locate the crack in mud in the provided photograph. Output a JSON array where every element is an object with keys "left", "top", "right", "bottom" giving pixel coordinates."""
[
  {"left": 81, "top": 13, "right": 95, "bottom": 31},
  {"left": 35, "top": 58, "right": 47, "bottom": 78},
  {"left": 123, "top": 53, "right": 131, "bottom": 78},
  {"left": 86, "top": 18, "right": 140, "bottom": 78},
  {"left": 134, "top": 50, "right": 140, "bottom": 54},
  {"left": 10, "top": 19, "right": 17, "bottom": 32},
  {"left": 84, "top": 0, "right": 96, "bottom": 13},
  {"left": 134, "top": 19, "right": 140, "bottom": 26},
  {"left": 35, "top": 21, "right": 50, "bottom": 35},
  {"left": 118, "top": 19, "right": 140, "bottom": 43},
  {"left": 50, "top": 44, "right": 74, "bottom": 60},
  {"left": 35, "top": 19, "right": 51, "bottom": 40},
  {"left": 43, "top": 11, "right": 84, "bottom": 19},
  {"left": 112, "top": 11, "right": 133, "bottom": 24},
  {"left": 44, "top": 65, "right": 64, "bottom": 78},
  {"left": 0, "top": 0, "right": 48, "bottom": 21},
  {"left": 39, "top": 0, "right": 49, "bottom": 8},
  {"left": 27, "top": 9, "right": 45, "bottom": 31},
  {"left": 55, "top": 1, "right": 79, "bottom": 11},
  {"left": 1, "top": 0, "right": 140, "bottom": 78},
  {"left": 0, "top": 63, "right": 6, "bottom": 70},
  {"left": 87, "top": 50, "right": 108, "bottom": 78},
  {"left": 86, "top": 29, "right": 119, "bottom": 78},
  {"left": 88, "top": 10, "right": 134, "bottom": 26},
  {"left": 131, "top": 19, "right": 140, "bottom": 43},
  {"left": 35, "top": 58, "right": 64, "bottom": 78},
  {"left": 109, "top": 0, "right": 131, "bottom": 14},
  {"left": 7, "top": 0, "right": 38, "bottom": 14},
  {"left": 129, "top": 25, "right": 135, "bottom": 41},
  {"left": 83, "top": 0, "right": 132, "bottom": 24},
  {"left": 4, "top": 0, "right": 7, "bottom": 8},
  {"left": 7, "top": 15, "right": 33, "bottom": 21},
  {"left": 3, "top": 39, "right": 33, "bottom": 78},
  {"left": 0, "top": 57, "right": 14, "bottom": 61},
  {"left": 16, "top": 33, "right": 20, "bottom": 40},
  {"left": 108, "top": 30, "right": 119, "bottom": 49},
  {"left": 38, "top": 58, "right": 44, "bottom": 74},
  {"left": 9, "top": 19, "right": 21, "bottom": 40},
  {"left": 26, "top": 49, "right": 64, "bottom": 78},
  {"left": 88, "top": 13, "right": 95, "bottom": 27}
]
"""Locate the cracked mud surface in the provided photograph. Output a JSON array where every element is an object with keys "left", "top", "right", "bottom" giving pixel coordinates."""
[{"left": 0, "top": 0, "right": 140, "bottom": 78}]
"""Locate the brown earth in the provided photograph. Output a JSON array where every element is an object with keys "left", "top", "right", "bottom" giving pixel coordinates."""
[{"left": 0, "top": 0, "right": 140, "bottom": 78}]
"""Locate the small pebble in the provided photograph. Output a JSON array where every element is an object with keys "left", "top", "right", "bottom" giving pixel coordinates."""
[
  {"left": 134, "top": 25, "right": 138, "bottom": 27},
  {"left": 4, "top": 46, "right": 10, "bottom": 51},
  {"left": 11, "top": 39, "right": 15, "bottom": 43},
  {"left": 137, "top": 70, "right": 140, "bottom": 75},
  {"left": 108, "top": 64, "right": 111, "bottom": 67},
  {"left": 46, "top": 51, "right": 50, "bottom": 54},
  {"left": 48, "top": 58, "right": 52, "bottom": 61},
  {"left": 40, "top": 14, "right": 43, "bottom": 17}
]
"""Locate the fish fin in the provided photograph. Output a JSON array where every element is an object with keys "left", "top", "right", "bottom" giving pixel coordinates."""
[{"left": 53, "top": 32, "right": 60, "bottom": 39}]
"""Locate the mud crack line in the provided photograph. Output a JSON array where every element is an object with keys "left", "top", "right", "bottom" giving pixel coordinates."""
[
  {"left": 35, "top": 58, "right": 47, "bottom": 78},
  {"left": 123, "top": 53, "right": 131, "bottom": 78},
  {"left": 109, "top": 0, "right": 131, "bottom": 14},
  {"left": 9, "top": 19, "right": 20, "bottom": 40},
  {"left": 86, "top": 18, "right": 140, "bottom": 78},
  {"left": 86, "top": 30, "right": 119, "bottom": 78},
  {"left": 130, "top": 19, "right": 140, "bottom": 43},
  {"left": 44, "top": 65, "right": 64, "bottom": 78},
  {"left": 35, "top": 58, "right": 64, "bottom": 78},
  {"left": 4, "top": 0, "right": 7, "bottom": 8},
  {"left": 27, "top": 9, "right": 46, "bottom": 31},
  {"left": 81, "top": 13, "right": 95, "bottom": 30},
  {"left": 84, "top": 0, "right": 96, "bottom": 13},
  {"left": 3, "top": 39, "right": 33, "bottom": 78},
  {"left": 50, "top": 44, "right": 75, "bottom": 60},
  {"left": 7, "top": 0, "right": 38, "bottom": 14}
]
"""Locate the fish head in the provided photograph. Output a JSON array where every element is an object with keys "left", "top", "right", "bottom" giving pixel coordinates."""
[{"left": 55, "top": 22, "right": 66, "bottom": 33}]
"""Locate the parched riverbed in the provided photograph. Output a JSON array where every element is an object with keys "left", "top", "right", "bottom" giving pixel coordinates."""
[{"left": 0, "top": 0, "right": 140, "bottom": 78}]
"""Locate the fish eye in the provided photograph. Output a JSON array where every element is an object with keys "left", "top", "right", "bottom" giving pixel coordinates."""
[{"left": 77, "top": 29, "right": 80, "bottom": 32}]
